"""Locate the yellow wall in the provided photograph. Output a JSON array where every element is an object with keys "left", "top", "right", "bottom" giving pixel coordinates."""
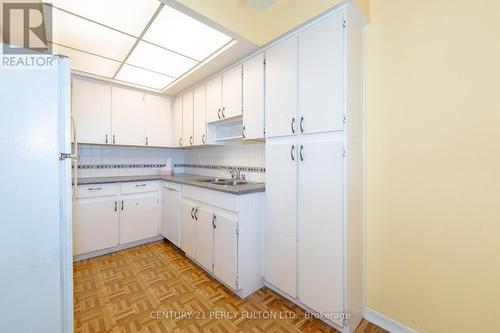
[
  {"left": 176, "top": 0, "right": 369, "bottom": 45},
  {"left": 365, "top": 0, "right": 500, "bottom": 332}
]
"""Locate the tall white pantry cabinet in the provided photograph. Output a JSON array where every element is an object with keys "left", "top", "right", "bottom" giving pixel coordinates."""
[{"left": 264, "top": 5, "right": 364, "bottom": 333}]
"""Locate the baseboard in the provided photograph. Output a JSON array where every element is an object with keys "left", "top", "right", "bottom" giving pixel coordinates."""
[
  {"left": 364, "top": 308, "right": 419, "bottom": 333},
  {"left": 73, "top": 235, "right": 164, "bottom": 261}
]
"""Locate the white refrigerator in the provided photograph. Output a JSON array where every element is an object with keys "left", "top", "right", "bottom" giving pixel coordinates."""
[{"left": 0, "top": 54, "right": 73, "bottom": 333}]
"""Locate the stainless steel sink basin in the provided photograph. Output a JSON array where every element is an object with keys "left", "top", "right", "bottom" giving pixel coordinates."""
[
  {"left": 212, "top": 180, "right": 248, "bottom": 186},
  {"left": 196, "top": 178, "right": 229, "bottom": 183}
]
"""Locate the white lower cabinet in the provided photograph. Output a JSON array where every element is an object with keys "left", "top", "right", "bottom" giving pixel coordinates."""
[
  {"left": 161, "top": 184, "right": 181, "bottom": 247},
  {"left": 213, "top": 211, "right": 238, "bottom": 289},
  {"left": 195, "top": 206, "right": 214, "bottom": 271},
  {"left": 73, "top": 181, "right": 160, "bottom": 257},
  {"left": 73, "top": 198, "right": 119, "bottom": 255},
  {"left": 120, "top": 194, "right": 160, "bottom": 244},
  {"left": 180, "top": 200, "right": 197, "bottom": 258}
]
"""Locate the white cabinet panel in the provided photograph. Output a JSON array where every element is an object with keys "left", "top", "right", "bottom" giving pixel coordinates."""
[
  {"left": 72, "top": 79, "right": 111, "bottom": 144},
  {"left": 145, "top": 94, "right": 171, "bottom": 147},
  {"left": 161, "top": 187, "right": 181, "bottom": 247},
  {"left": 182, "top": 90, "right": 194, "bottom": 146},
  {"left": 172, "top": 96, "right": 183, "bottom": 147},
  {"left": 195, "top": 207, "right": 214, "bottom": 271},
  {"left": 180, "top": 201, "right": 196, "bottom": 258},
  {"left": 73, "top": 198, "right": 119, "bottom": 255},
  {"left": 265, "top": 37, "right": 298, "bottom": 138},
  {"left": 206, "top": 76, "right": 222, "bottom": 123},
  {"left": 120, "top": 194, "right": 160, "bottom": 244},
  {"left": 242, "top": 53, "right": 264, "bottom": 140},
  {"left": 298, "top": 12, "right": 345, "bottom": 135},
  {"left": 222, "top": 65, "right": 242, "bottom": 119},
  {"left": 193, "top": 85, "right": 207, "bottom": 145},
  {"left": 213, "top": 212, "right": 238, "bottom": 290},
  {"left": 111, "top": 87, "right": 145, "bottom": 146},
  {"left": 265, "top": 141, "right": 298, "bottom": 297},
  {"left": 298, "top": 140, "right": 344, "bottom": 326}
]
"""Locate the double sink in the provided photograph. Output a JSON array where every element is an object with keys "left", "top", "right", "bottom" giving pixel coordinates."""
[{"left": 196, "top": 178, "right": 248, "bottom": 187}]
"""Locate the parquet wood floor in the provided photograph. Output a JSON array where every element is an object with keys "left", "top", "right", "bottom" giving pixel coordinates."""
[{"left": 74, "top": 240, "right": 387, "bottom": 333}]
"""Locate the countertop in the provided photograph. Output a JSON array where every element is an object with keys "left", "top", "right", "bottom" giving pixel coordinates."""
[{"left": 77, "top": 174, "right": 265, "bottom": 195}]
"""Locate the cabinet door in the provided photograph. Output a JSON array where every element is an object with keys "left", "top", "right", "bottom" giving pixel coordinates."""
[
  {"left": 265, "top": 142, "right": 298, "bottom": 297},
  {"left": 193, "top": 85, "right": 207, "bottom": 145},
  {"left": 265, "top": 37, "right": 298, "bottom": 138},
  {"left": 242, "top": 53, "right": 264, "bottom": 140},
  {"left": 180, "top": 201, "right": 196, "bottom": 258},
  {"left": 172, "top": 97, "right": 183, "bottom": 147},
  {"left": 213, "top": 212, "right": 238, "bottom": 290},
  {"left": 205, "top": 76, "right": 222, "bottom": 123},
  {"left": 145, "top": 94, "right": 171, "bottom": 147},
  {"left": 72, "top": 79, "right": 111, "bottom": 144},
  {"left": 112, "top": 87, "right": 145, "bottom": 146},
  {"left": 195, "top": 207, "right": 214, "bottom": 272},
  {"left": 298, "top": 12, "right": 345, "bottom": 135},
  {"left": 298, "top": 139, "right": 344, "bottom": 326},
  {"left": 161, "top": 187, "right": 181, "bottom": 247},
  {"left": 182, "top": 90, "right": 194, "bottom": 146},
  {"left": 222, "top": 65, "right": 242, "bottom": 119},
  {"left": 120, "top": 194, "right": 160, "bottom": 244},
  {"left": 73, "top": 198, "right": 119, "bottom": 255}
]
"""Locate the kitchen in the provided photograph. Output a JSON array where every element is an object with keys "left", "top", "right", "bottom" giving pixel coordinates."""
[{"left": 2, "top": 1, "right": 498, "bottom": 333}]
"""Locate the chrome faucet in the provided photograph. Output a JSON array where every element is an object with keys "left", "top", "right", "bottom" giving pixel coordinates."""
[{"left": 228, "top": 167, "right": 245, "bottom": 180}]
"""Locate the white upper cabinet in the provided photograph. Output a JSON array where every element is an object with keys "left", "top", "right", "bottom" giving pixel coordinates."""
[
  {"left": 72, "top": 79, "right": 111, "bottom": 144},
  {"left": 193, "top": 85, "right": 207, "bottom": 145},
  {"left": 242, "top": 53, "right": 265, "bottom": 140},
  {"left": 182, "top": 90, "right": 194, "bottom": 146},
  {"left": 171, "top": 96, "right": 183, "bottom": 147},
  {"left": 111, "top": 87, "right": 145, "bottom": 146},
  {"left": 265, "top": 37, "right": 298, "bottom": 138},
  {"left": 144, "top": 94, "right": 171, "bottom": 147},
  {"left": 298, "top": 12, "right": 345, "bottom": 135},
  {"left": 206, "top": 76, "right": 222, "bottom": 123},
  {"left": 221, "top": 65, "right": 242, "bottom": 119}
]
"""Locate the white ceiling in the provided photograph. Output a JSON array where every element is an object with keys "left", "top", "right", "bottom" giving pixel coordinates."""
[{"left": 42, "top": 0, "right": 238, "bottom": 92}]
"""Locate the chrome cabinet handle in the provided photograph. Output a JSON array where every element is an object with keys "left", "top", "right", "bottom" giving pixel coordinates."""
[
  {"left": 121, "top": 200, "right": 124, "bottom": 211},
  {"left": 190, "top": 136, "right": 193, "bottom": 145},
  {"left": 300, "top": 116, "right": 304, "bottom": 133},
  {"left": 135, "top": 184, "right": 146, "bottom": 187},
  {"left": 191, "top": 207, "right": 195, "bottom": 219},
  {"left": 222, "top": 107, "right": 226, "bottom": 118},
  {"left": 290, "top": 145, "right": 295, "bottom": 161},
  {"left": 299, "top": 145, "right": 304, "bottom": 161},
  {"left": 145, "top": 137, "right": 148, "bottom": 146},
  {"left": 112, "top": 134, "right": 116, "bottom": 144},
  {"left": 218, "top": 108, "right": 221, "bottom": 119},
  {"left": 212, "top": 214, "right": 216, "bottom": 229},
  {"left": 179, "top": 138, "right": 182, "bottom": 147},
  {"left": 291, "top": 117, "right": 295, "bottom": 134},
  {"left": 88, "top": 187, "right": 102, "bottom": 191},
  {"left": 202, "top": 133, "right": 206, "bottom": 144},
  {"left": 194, "top": 208, "right": 198, "bottom": 220},
  {"left": 242, "top": 126, "right": 246, "bottom": 139},
  {"left": 114, "top": 201, "right": 117, "bottom": 212},
  {"left": 105, "top": 134, "right": 108, "bottom": 144}
]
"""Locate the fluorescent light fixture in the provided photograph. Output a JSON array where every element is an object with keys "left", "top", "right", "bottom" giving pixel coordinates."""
[
  {"left": 50, "top": 43, "right": 121, "bottom": 78},
  {"left": 116, "top": 64, "right": 175, "bottom": 90},
  {"left": 143, "top": 6, "right": 232, "bottom": 61},
  {"left": 162, "top": 39, "right": 238, "bottom": 92},
  {"left": 127, "top": 41, "right": 197, "bottom": 78},
  {"left": 43, "top": 0, "right": 160, "bottom": 37},
  {"left": 49, "top": 7, "right": 136, "bottom": 60}
]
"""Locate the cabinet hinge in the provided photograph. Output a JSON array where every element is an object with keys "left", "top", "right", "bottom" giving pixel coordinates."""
[
  {"left": 342, "top": 148, "right": 347, "bottom": 158},
  {"left": 235, "top": 277, "right": 240, "bottom": 289},
  {"left": 343, "top": 114, "right": 347, "bottom": 124},
  {"left": 343, "top": 19, "right": 346, "bottom": 28},
  {"left": 263, "top": 58, "right": 266, "bottom": 65},
  {"left": 236, "top": 226, "right": 239, "bottom": 235}
]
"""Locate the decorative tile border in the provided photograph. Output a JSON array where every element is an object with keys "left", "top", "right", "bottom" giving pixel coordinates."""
[{"left": 77, "top": 163, "right": 266, "bottom": 173}]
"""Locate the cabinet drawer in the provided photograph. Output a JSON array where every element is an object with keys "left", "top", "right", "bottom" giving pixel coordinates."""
[
  {"left": 121, "top": 181, "right": 159, "bottom": 194},
  {"left": 77, "top": 184, "right": 120, "bottom": 198}
]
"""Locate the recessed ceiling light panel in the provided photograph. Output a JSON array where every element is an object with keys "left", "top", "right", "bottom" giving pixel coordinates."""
[{"left": 116, "top": 64, "right": 174, "bottom": 90}]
